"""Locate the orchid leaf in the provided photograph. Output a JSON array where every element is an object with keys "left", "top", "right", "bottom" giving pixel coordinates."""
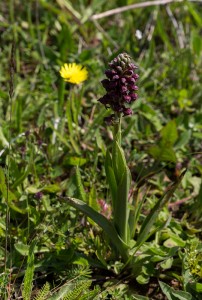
[
  {"left": 112, "top": 141, "right": 127, "bottom": 184},
  {"left": 64, "top": 196, "right": 129, "bottom": 261},
  {"left": 115, "top": 167, "right": 131, "bottom": 243}
]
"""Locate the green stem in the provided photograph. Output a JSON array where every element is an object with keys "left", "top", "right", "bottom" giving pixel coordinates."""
[
  {"left": 113, "top": 113, "right": 122, "bottom": 144},
  {"left": 58, "top": 78, "right": 65, "bottom": 116}
]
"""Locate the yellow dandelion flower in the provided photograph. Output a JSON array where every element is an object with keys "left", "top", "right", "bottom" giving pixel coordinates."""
[{"left": 59, "top": 63, "right": 88, "bottom": 84}]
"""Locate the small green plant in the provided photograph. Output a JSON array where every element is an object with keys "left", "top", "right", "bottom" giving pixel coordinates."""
[
  {"left": 33, "top": 282, "right": 50, "bottom": 300},
  {"left": 22, "top": 241, "right": 36, "bottom": 300},
  {"left": 181, "top": 239, "right": 202, "bottom": 297}
]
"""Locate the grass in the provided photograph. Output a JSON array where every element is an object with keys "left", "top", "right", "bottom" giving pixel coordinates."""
[{"left": 0, "top": 0, "right": 202, "bottom": 299}]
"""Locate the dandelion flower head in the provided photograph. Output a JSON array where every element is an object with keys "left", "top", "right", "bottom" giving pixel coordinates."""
[{"left": 59, "top": 63, "right": 88, "bottom": 84}]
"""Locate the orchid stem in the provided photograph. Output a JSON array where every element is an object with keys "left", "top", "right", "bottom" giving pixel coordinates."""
[{"left": 113, "top": 113, "right": 122, "bottom": 145}]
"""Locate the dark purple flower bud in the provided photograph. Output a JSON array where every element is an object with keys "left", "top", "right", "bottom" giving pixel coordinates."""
[
  {"left": 20, "top": 145, "right": 26, "bottom": 153},
  {"left": 121, "top": 86, "right": 128, "bottom": 93},
  {"left": 38, "top": 139, "right": 43, "bottom": 147},
  {"left": 101, "top": 79, "right": 110, "bottom": 88},
  {"left": 112, "top": 75, "right": 119, "bottom": 80},
  {"left": 132, "top": 74, "right": 139, "bottom": 80},
  {"left": 113, "top": 104, "right": 124, "bottom": 112},
  {"left": 110, "top": 90, "right": 119, "bottom": 99},
  {"left": 126, "top": 77, "right": 136, "bottom": 83},
  {"left": 98, "top": 95, "right": 110, "bottom": 105},
  {"left": 131, "top": 93, "right": 138, "bottom": 101},
  {"left": 129, "top": 63, "right": 138, "bottom": 69},
  {"left": 25, "top": 130, "right": 30, "bottom": 138},
  {"left": 125, "top": 70, "right": 133, "bottom": 76},
  {"left": 109, "top": 81, "right": 118, "bottom": 88},
  {"left": 105, "top": 69, "right": 116, "bottom": 79},
  {"left": 123, "top": 108, "right": 133, "bottom": 116},
  {"left": 116, "top": 66, "right": 123, "bottom": 73},
  {"left": 123, "top": 95, "right": 131, "bottom": 103},
  {"left": 108, "top": 62, "right": 114, "bottom": 68},
  {"left": 121, "top": 77, "right": 127, "bottom": 84},
  {"left": 35, "top": 192, "right": 43, "bottom": 200},
  {"left": 130, "top": 85, "right": 138, "bottom": 91},
  {"left": 102, "top": 80, "right": 118, "bottom": 92}
]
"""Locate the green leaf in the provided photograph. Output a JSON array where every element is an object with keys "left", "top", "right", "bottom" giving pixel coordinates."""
[
  {"left": 64, "top": 196, "right": 129, "bottom": 261},
  {"left": 136, "top": 273, "right": 150, "bottom": 285},
  {"left": 15, "top": 243, "right": 49, "bottom": 256},
  {"left": 175, "top": 131, "right": 191, "bottom": 149},
  {"left": 160, "top": 257, "right": 173, "bottom": 270},
  {"left": 42, "top": 184, "right": 61, "bottom": 193},
  {"left": 157, "top": 13, "right": 173, "bottom": 51},
  {"left": 12, "top": 166, "right": 31, "bottom": 189},
  {"left": 75, "top": 166, "right": 86, "bottom": 202},
  {"left": 33, "top": 282, "right": 50, "bottom": 300},
  {"left": 26, "top": 186, "right": 39, "bottom": 194},
  {"left": 64, "top": 156, "right": 87, "bottom": 166},
  {"left": 188, "top": 282, "right": 202, "bottom": 293},
  {"left": 88, "top": 185, "right": 99, "bottom": 211},
  {"left": 159, "top": 281, "right": 192, "bottom": 300},
  {"left": 191, "top": 30, "right": 202, "bottom": 56},
  {"left": 0, "top": 127, "right": 9, "bottom": 147},
  {"left": 169, "top": 234, "right": 186, "bottom": 247},
  {"left": 129, "top": 189, "right": 143, "bottom": 239},
  {"left": 48, "top": 282, "right": 76, "bottom": 300},
  {"left": 95, "top": 129, "right": 106, "bottom": 155},
  {"left": 112, "top": 141, "right": 127, "bottom": 184},
  {"left": 161, "top": 120, "right": 178, "bottom": 146},
  {"left": 149, "top": 145, "right": 177, "bottom": 163},
  {"left": 115, "top": 167, "right": 131, "bottom": 243},
  {"left": 186, "top": 2, "right": 202, "bottom": 26},
  {"left": 0, "top": 167, "right": 26, "bottom": 214},
  {"left": 15, "top": 243, "right": 30, "bottom": 256},
  {"left": 140, "top": 104, "right": 162, "bottom": 131},
  {"left": 148, "top": 120, "right": 178, "bottom": 163},
  {"left": 134, "top": 170, "right": 186, "bottom": 251},
  {"left": 105, "top": 150, "right": 117, "bottom": 210}
]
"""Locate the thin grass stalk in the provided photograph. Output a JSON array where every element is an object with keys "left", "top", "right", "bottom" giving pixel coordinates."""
[
  {"left": 113, "top": 114, "right": 122, "bottom": 145},
  {"left": 5, "top": 40, "right": 16, "bottom": 300},
  {"left": 16, "top": 97, "right": 22, "bottom": 133},
  {"left": 58, "top": 77, "right": 65, "bottom": 116}
]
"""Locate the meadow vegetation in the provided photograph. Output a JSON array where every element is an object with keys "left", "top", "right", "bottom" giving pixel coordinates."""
[{"left": 0, "top": 0, "right": 202, "bottom": 299}]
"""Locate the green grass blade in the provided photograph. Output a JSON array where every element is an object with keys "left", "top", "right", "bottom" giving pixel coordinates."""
[
  {"left": 75, "top": 166, "right": 86, "bottom": 202},
  {"left": 128, "top": 188, "right": 145, "bottom": 239},
  {"left": 135, "top": 170, "right": 186, "bottom": 251}
]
